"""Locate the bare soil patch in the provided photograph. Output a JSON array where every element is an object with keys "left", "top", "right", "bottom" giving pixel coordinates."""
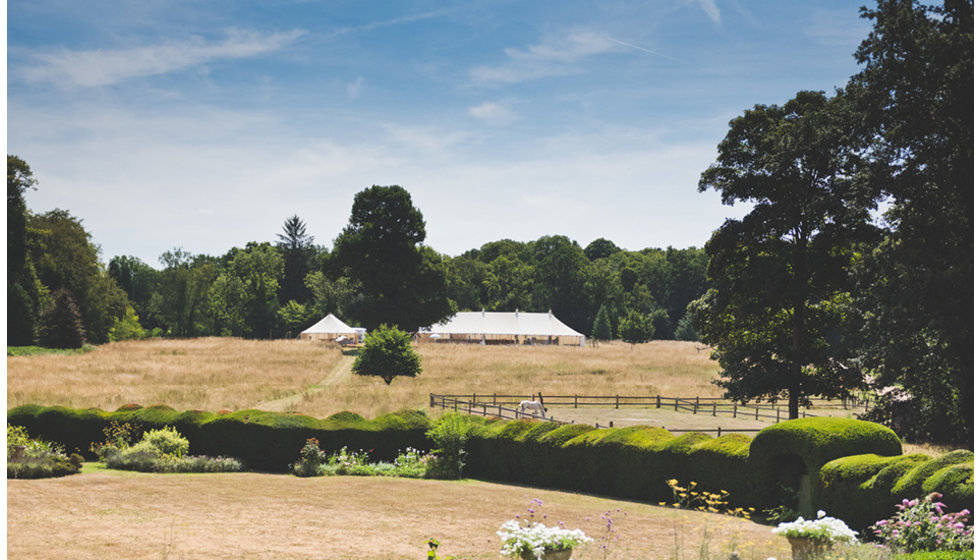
[{"left": 7, "top": 467, "right": 791, "bottom": 559}]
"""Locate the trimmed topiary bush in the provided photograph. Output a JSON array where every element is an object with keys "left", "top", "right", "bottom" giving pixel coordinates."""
[{"left": 750, "top": 417, "right": 903, "bottom": 515}]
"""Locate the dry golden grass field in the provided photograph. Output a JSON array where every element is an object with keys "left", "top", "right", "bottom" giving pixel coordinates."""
[
  {"left": 7, "top": 337, "right": 728, "bottom": 420},
  {"left": 7, "top": 465, "right": 803, "bottom": 560}
]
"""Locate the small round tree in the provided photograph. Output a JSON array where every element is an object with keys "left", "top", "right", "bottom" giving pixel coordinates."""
[
  {"left": 618, "top": 309, "right": 655, "bottom": 348},
  {"left": 352, "top": 324, "right": 422, "bottom": 385}
]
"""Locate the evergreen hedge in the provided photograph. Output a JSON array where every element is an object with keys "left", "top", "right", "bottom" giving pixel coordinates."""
[
  {"left": 818, "top": 450, "right": 974, "bottom": 533},
  {"left": 7, "top": 404, "right": 429, "bottom": 472},
  {"left": 8, "top": 404, "right": 972, "bottom": 534}
]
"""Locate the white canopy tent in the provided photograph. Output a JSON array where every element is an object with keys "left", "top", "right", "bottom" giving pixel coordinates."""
[
  {"left": 300, "top": 313, "right": 359, "bottom": 343},
  {"left": 419, "top": 310, "right": 585, "bottom": 346}
]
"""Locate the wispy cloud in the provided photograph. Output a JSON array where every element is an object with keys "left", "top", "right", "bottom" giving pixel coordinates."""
[
  {"left": 605, "top": 37, "right": 687, "bottom": 65},
  {"left": 347, "top": 76, "right": 364, "bottom": 99},
  {"left": 470, "top": 30, "right": 620, "bottom": 85},
  {"left": 328, "top": 11, "right": 445, "bottom": 37},
  {"left": 468, "top": 101, "right": 516, "bottom": 125},
  {"left": 18, "top": 28, "right": 306, "bottom": 88},
  {"left": 696, "top": 0, "right": 722, "bottom": 24}
]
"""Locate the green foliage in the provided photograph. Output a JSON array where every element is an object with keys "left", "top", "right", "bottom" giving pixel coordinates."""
[
  {"left": 618, "top": 309, "right": 655, "bottom": 346},
  {"left": 275, "top": 214, "right": 315, "bottom": 305},
  {"left": 8, "top": 404, "right": 430, "bottom": 473},
  {"left": 425, "top": 413, "right": 473, "bottom": 479},
  {"left": 6, "top": 424, "right": 81, "bottom": 479},
  {"left": 8, "top": 282, "right": 39, "bottom": 346},
  {"left": 673, "top": 312, "right": 699, "bottom": 342},
  {"left": 694, "top": 90, "right": 873, "bottom": 419},
  {"left": 108, "top": 305, "right": 147, "bottom": 341},
  {"left": 591, "top": 303, "right": 613, "bottom": 340},
  {"left": 40, "top": 289, "right": 87, "bottom": 349},
  {"left": 873, "top": 493, "right": 973, "bottom": 552},
  {"left": 352, "top": 324, "right": 422, "bottom": 385},
  {"left": 6, "top": 345, "right": 94, "bottom": 356},
  {"left": 331, "top": 185, "right": 452, "bottom": 332},
  {"left": 107, "top": 255, "right": 161, "bottom": 331},
  {"left": 848, "top": 0, "right": 973, "bottom": 446}
]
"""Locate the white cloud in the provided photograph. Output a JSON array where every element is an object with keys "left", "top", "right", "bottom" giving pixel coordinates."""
[
  {"left": 18, "top": 28, "right": 306, "bottom": 88},
  {"left": 467, "top": 101, "right": 516, "bottom": 125},
  {"left": 347, "top": 76, "right": 364, "bottom": 99},
  {"left": 470, "top": 30, "right": 620, "bottom": 85},
  {"left": 696, "top": 0, "right": 722, "bottom": 24}
]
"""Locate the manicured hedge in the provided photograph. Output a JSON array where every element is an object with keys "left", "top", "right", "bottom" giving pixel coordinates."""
[
  {"left": 464, "top": 419, "right": 752, "bottom": 505},
  {"left": 819, "top": 450, "right": 975, "bottom": 533},
  {"left": 7, "top": 404, "right": 430, "bottom": 472},
  {"left": 9, "top": 403, "right": 973, "bottom": 533}
]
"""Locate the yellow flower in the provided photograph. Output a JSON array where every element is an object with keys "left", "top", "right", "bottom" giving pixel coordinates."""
[
  {"left": 689, "top": 481, "right": 697, "bottom": 487},
  {"left": 667, "top": 478, "right": 678, "bottom": 486}
]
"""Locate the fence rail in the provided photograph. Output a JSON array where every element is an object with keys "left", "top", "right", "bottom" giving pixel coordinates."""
[
  {"left": 430, "top": 393, "right": 869, "bottom": 424},
  {"left": 427, "top": 392, "right": 862, "bottom": 436}
]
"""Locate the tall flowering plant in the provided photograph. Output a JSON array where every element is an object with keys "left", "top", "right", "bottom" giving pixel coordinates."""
[{"left": 873, "top": 492, "right": 973, "bottom": 552}]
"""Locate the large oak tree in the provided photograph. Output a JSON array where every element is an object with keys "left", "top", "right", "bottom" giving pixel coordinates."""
[{"left": 691, "top": 91, "right": 874, "bottom": 418}]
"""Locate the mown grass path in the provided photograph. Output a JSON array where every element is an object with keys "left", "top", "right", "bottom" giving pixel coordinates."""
[{"left": 252, "top": 353, "right": 356, "bottom": 412}]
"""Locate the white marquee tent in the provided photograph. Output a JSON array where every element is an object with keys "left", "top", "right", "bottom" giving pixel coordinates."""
[
  {"left": 419, "top": 310, "right": 585, "bottom": 346},
  {"left": 300, "top": 313, "right": 360, "bottom": 343}
]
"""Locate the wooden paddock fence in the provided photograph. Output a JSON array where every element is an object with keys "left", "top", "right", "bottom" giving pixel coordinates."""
[{"left": 429, "top": 392, "right": 871, "bottom": 435}]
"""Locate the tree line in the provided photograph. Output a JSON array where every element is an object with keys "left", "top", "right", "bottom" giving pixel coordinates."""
[{"left": 7, "top": 175, "right": 708, "bottom": 348}]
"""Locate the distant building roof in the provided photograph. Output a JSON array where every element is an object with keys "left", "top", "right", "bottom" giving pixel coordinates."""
[
  {"left": 301, "top": 313, "right": 355, "bottom": 335},
  {"left": 420, "top": 310, "right": 584, "bottom": 338}
]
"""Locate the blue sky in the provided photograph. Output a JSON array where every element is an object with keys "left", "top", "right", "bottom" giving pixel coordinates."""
[{"left": 7, "top": 0, "right": 873, "bottom": 267}]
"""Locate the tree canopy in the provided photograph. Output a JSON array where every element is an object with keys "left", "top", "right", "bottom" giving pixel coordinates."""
[
  {"left": 352, "top": 324, "right": 422, "bottom": 385},
  {"left": 693, "top": 91, "right": 872, "bottom": 418},
  {"left": 331, "top": 185, "right": 452, "bottom": 332}
]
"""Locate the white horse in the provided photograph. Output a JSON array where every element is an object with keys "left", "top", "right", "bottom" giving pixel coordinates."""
[{"left": 519, "top": 400, "right": 546, "bottom": 417}]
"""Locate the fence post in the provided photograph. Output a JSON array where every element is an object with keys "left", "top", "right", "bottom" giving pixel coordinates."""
[
  {"left": 733, "top": 404, "right": 737, "bottom": 418},
  {"left": 574, "top": 395, "right": 578, "bottom": 409},
  {"left": 776, "top": 408, "right": 780, "bottom": 422},
  {"left": 615, "top": 395, "right": 620, "bottom": 409},
  {"left": 674, "top": 398, "right": 678, "bottom": 412},
  {"left": 493, "top": 393, "right": 497, "bottom": 405},
  {"left": 717, "top": 427, "right": 722, "bottom": 438},
  {"left": 656, "top": 395, "right": 661, "bottom": 409},
  {"left": 610, "top": 421, "right": 614, "bottom": 428},
  {"left": 430, "top": 394, "right": 434, "bottom": 407},
  {"left": 712, "top": 403, "right": 716, "bottom": 416},
  {"left": 696, "top": 396, "right": 700, "bottom": 414},
  {"left": 453, "top": 400, "right": 458, "bottom": 412},
  {"left": 843, "top": 397, "right": 848, "bottom": 410}
]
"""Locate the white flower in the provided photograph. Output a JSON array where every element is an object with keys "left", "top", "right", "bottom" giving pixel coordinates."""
[
  {"left": 772, "top": 512, "right": 858, "bottom": 544},
  {"left": 498, "top": 520, "right": 593, "bottom": 559}
]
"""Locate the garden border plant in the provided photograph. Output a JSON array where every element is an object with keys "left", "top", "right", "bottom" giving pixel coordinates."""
[{"left": 7, "top": 424, "right": 83, "bottom": 479}]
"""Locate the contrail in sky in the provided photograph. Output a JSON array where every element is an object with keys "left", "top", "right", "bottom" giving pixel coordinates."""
[{"left": 606, "top": 36, "right": 688, "bottom": 65}]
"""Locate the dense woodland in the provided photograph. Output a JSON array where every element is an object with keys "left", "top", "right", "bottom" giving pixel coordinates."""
[
  {"left": 6, "top": 0, "right": 972, "bottom": 446},
  {"left": 5, "top": 174, "right": 706, "bottom": 346}
]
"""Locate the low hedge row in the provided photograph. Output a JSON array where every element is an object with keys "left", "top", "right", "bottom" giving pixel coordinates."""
[
  {"left": 7, "top": 404, "right": 429, "bottom": 472},
  {"left": 464, "top": 416, "right": 971, "bottom": 533},
  {"left": 9, "top": 404, "right": 973, "bottom": 534},
  {"left": 819, "top": 449, "right": 975, "bottom": 531}
]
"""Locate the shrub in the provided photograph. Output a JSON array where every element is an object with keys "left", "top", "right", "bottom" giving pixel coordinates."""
[
  {"left": 102, "top": 426, "right": 242, "bottom": 473},
  {"left": 292, "top": 437, "right": 326, "bottom": 477},
  {"left": 6, "top": 424, "right": 81, "bottom": 479},
  {"left": 425, "top": 413, "right": 473, "bottom": 479},
  {"left": 750, "top": 417, "right": 902, "bottom": 515},
  {"left": 873, "top": 492, "right": 973, "bottom": 552}
]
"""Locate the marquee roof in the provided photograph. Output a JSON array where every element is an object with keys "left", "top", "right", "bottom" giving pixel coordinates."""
[
  {"left": 421, "top": 310, "right": 584, "bottom": 338},
  {"left": 301, "top": 313, "right": 355, "bottom": 335}
]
